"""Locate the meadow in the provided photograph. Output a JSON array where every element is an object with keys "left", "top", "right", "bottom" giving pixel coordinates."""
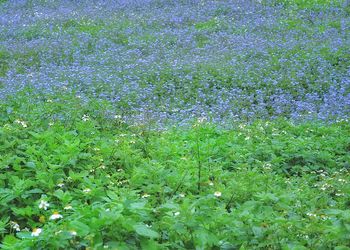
[{"left": 0, "top": 0, "right": 350, "bottom": 249}]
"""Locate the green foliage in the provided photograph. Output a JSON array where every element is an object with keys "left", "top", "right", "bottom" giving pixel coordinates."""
[
  {"left": 0, "top": 50, "right": 10, "bottom": 77},
  {"left": 0, "top": 92, "right": 350, "bottom": 249},
  {"left": 262, "top": 0, "right": 342, "bottom": 9}
]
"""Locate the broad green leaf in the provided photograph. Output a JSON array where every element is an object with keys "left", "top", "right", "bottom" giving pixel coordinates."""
[{"left": 133, "top": 224, "right": 159, "bottom": 239}]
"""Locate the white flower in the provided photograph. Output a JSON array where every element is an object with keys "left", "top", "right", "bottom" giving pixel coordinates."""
[
  {"left": 64, "top": 205, "right": 73, "bottom": 210},
  {"left": 49, "top": 211, "right": 63, "bottom": 220},
  {"left": 57, "top": 183, "right": 64, "bottom": 188},
  {"left": 214, "top": 191, "right": 222, "bottom": 197},
  {"left": 48, "top": 122, "right": 54, "bottom": 126},
  {"left": 208, "top": 182, "right": 214, "bottom": 186},
  {"left": 39, "top": 200, "right": 50, "bottom": 210},
  {"left": 179, "top": 193, "right": 185, "bottom": 198},
  {"left": 83, "top": 188, "right": 91, "bottom": 193},
  {"left": 31, "top": 228, "right": 42, "bottom": 237},
  {"left": 69, "top": 230, "right": 77, "bottom": 236},
  {"left": 141, "top": 193, "right": 150, "bottom": 198}
]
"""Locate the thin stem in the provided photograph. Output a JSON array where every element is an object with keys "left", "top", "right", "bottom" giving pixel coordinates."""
[
  {"left": 171, "top": 169, "right": 189, "bottom": 197},
  {"left": 196, "top": 135, "right": 201, "bottom": 193},
  {"left": 225, "top": 192, "right": 235, "bottom": 212}
]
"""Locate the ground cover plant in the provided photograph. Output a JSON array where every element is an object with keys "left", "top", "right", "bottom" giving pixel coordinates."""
[{"left": 0, "top": 0, "right": 350, "bottom": 249}]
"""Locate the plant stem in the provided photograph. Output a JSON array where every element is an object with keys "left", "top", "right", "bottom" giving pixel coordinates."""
[{"left": 196, "top": 135, "right": 201, "bottom": 193}]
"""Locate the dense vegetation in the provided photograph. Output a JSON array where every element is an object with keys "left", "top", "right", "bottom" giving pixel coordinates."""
[{"left": 0, "top": 0, "right": 349, "bottom": 249}]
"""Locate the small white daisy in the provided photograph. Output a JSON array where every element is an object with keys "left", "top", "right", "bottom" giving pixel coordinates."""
[
  {"left": 214, "top": 191, "right": 222, "bottom": 197},
  {"left": 49, "top": 211, "right": 63, "bottom": 220},
  {"left": 31, "top": 228, "right": 42, "bottom": 237},
  {"left": 69, "top": 230, "right": 77, "bottom": 236},
  {"left": 83, "top": 188, "right": 91, "bottom": 193},
  {"left": 39, "top": 200, "right": 50, "bottom": 210}
]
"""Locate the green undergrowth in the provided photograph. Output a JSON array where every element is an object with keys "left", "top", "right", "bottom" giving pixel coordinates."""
[
  {"left": 262, "top": 0, "right": 343, "bottom": 9},
  {"left": 0, "top": 94, "right": 350, "bottom": 249}
]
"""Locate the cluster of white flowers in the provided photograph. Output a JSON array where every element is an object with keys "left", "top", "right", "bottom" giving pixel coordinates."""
[
  {"left": 82, "top": 114, "right": 90, "bottom": 121},
  {"left": 14, "top": 119, "right": 27, "bottom": 128},
  {"left": 306, "top": 212, "right": 317, "bottom": 218}
]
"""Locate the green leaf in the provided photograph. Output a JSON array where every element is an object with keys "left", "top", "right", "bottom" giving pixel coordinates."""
[
  {"left": 335, "top": 247, "right": 350, "bottom": 250},
  {"left": 2, "top": 235, "right": 18, "bottom": 246},
  {"left": 70, "top": 221, "right": 90, "bottom": 236},
  {"left": 140, "top": 239, "right": 160, "bottom": 250},
  {"left": 133, "top": 224, "right": 159, "bottom": 239},
  {"left": 129, "top": 201, "right": 147, "bottom": 210},
  {"left": 16, "top": 232, "right": 32, "bottom": 239},
  {"left": 26, "top": 162, "right": 36, "bottom": 168},
  {"left": 0, "top": 217, "right": 9, "bottom": 234}
]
